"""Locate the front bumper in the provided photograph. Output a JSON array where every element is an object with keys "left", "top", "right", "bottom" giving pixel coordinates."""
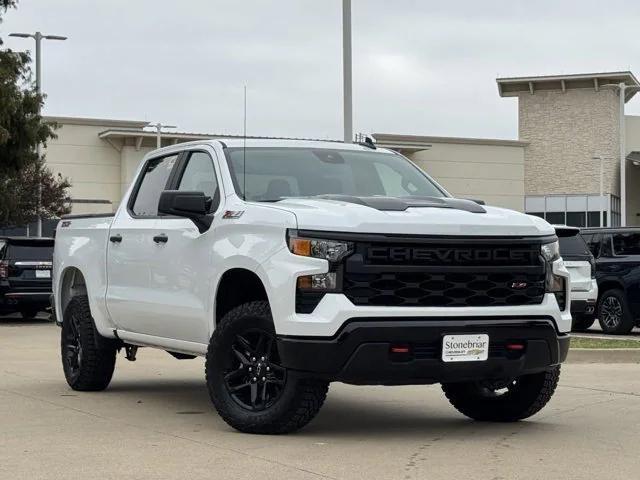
[
  {"left": 263, "top": 248, "right": 572, "bottom": 337},
  {"left": 277, "top": 318, "right": 569, "bottom": 385}
]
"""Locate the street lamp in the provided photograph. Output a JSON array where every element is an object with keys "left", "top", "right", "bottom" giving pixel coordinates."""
[
  {"left": 599, "top": 82, "right": 640, "bottom": 227},
  {"left": 146, "top": 123, "right": 177, "bottom": 149},
  {"left": 9, "top": 32, "right": 67, "bottom": 237}
]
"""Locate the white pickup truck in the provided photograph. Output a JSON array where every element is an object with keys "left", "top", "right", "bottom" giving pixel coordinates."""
[{"left": 53, "top": 139, "right": 571, "bottom": 434}]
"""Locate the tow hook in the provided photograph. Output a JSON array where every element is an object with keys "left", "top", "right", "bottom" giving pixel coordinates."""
[{"left": 125, "top": 345, "right": 138, "bottom": 362}]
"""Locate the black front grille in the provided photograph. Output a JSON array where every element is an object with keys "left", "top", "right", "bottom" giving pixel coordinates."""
[
  {"left": 343, "top": 271, "right": 545, "bottom": 307},
  {"left": 343, "top": 237, "right": 547, "bottom": 308}
]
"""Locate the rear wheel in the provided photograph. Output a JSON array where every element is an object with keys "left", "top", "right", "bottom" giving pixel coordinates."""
[
  {"left": 442, "top": 366, "right": 560, "bottom": 422},
  {"left": 206, "top": 301, "right": 328, "bottom": 434},
  {"left": 60, "top": 296, "right": 117, "bottom": 391},
  {"left": 598, "top": 289, "right": 634, "bottom": 335},
  {"left": 572, "top": 314, "right": 596, "bottom": 332}
]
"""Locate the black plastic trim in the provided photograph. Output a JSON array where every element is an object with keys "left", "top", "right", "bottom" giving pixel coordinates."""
[{"left": 60, "top": 213, "right": 115, "bottom": 220}]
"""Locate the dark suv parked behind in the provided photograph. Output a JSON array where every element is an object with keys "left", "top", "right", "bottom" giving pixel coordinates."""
[
  {"left": 581, "top": 228, "right": 640, "bottom": 334},
  {"left": 0, "top": 237, "right": 54, "bottom": 319}
]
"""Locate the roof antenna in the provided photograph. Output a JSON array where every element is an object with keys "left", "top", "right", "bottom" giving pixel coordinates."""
[{"left": 243, "top": 85, "right": 247, "bottom": 201}]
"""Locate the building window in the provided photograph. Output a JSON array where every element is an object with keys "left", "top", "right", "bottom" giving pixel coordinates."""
[
  {"left": 525, "top": 194, "right": 616, "bottom": 228},
  {"left": 545, "top": 212, "right": 566, "bottom": 225},
  {"left": 566, "top": 212, "right": 586, "bottom": 227},
  {"left": 587, "top": 211, "right": 608, "bottom": 228}
]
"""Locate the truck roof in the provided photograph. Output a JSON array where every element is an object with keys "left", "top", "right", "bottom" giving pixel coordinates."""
[{"left": 149, "top": 138, "right": 393, "bottom": 155}]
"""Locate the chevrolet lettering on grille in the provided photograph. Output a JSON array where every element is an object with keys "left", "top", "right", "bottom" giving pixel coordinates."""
[{"left": 367, "top": 247, "right": 536, "bottom": 264}]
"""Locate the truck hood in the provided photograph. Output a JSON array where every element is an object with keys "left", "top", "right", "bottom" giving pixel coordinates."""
[{"left": 266, "top": 196, "right": 555, "bottom": 237}]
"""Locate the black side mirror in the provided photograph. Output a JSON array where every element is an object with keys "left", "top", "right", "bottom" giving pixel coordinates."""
[{"left": 158, "top": 190, "right": 213, "bottom": 233}]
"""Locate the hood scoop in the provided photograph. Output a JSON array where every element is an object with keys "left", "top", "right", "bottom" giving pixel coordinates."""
[{"left": 314, "top": 195, "right": 486, "bottom": 213}]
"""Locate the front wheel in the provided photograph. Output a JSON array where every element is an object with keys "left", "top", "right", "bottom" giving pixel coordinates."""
[
  {"left": 442, "top": 366, "right": 560, "bottom": 422},
  {"left": 206, "top": 301, "right": 328, "bottom": 434}
]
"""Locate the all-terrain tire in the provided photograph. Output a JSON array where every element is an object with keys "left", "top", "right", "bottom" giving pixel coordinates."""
[
  {"left": 442, "top": 366, "right": 561, "bottom": 422},
  {"left": 206, "top": 301, "right": 329, "bottom": 434},
  {"left": 598, "top": 289, "right": 635, "bottom": 335},
  {"left": 572, "top": 314, "right": 596, "bottom": 332},
  {"left": 60, "top": 296, "right": 117, "bottom": 391}
]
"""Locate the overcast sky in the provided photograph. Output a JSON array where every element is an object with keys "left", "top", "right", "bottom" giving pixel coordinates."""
[{"left": 4, "top": 0, "right": 640, "bottom": 140}]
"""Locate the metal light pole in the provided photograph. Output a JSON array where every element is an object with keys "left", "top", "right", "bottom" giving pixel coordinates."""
[
  {"left": 10, "top": 32, "right": 67, "bottom": 237},
  {"left": 592, "top": 156, "right": 605, "bottom": 227},
  {"left": 147, "top": 123, "right": 177, "bottom": 149},
  {"left": 342, "top": 0, "right": 353, "bottom": 143}
]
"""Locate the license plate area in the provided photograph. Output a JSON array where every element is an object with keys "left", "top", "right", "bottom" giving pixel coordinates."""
[
  {"left": 35, "top": 269, "right": 51, "bottom": 279},
  {"left": 442, "top": 334, "right": 489, "bottom": 362}
]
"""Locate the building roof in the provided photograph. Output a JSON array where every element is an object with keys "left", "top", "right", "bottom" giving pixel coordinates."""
[
  {"left": 97, "top": 127, "right": 342, "bottom": 150},
  {"left": 497, "top": 71, "right": 640, "bottom": 102},
  {"left": 372, "top": 133, "right": 527, "bottom": 153},
  {"left": 44, "top": 115, "right": 149, "bottom": 129}
]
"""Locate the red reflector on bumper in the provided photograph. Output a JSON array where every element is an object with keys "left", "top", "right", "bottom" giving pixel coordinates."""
[
  {"left": 390, "top": 346, "right": 410, "bottom": 354},
  {"left": 506, "top": 343, "right": 525, "bottom": 351}
]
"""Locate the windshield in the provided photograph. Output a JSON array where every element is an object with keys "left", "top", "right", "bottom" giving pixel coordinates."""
[{"left": 225, "top": 147, "right": 446, "bottom": 201}]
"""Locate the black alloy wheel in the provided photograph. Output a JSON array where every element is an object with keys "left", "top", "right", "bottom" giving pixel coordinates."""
[
  {"left": 223, "top": 329, "right": 287, "bottom": 411},
  {"left": 206, "top": 301, "right": 329, "bottom": 434},
  {"left": 62, "top": 310, "right": 83, "bottom": 383}
]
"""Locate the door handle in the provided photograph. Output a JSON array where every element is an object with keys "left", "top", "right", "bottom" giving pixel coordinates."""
[
  {"left": 153, "top": 234, "right": 168, "bottom": 244},
  {"left": 109, "top": 234, "right": 122, "bottom": 243}
]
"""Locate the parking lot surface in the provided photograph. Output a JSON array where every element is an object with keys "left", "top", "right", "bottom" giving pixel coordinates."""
[{"left": 2, "top": 317, "right": 640, "bottom": 480}]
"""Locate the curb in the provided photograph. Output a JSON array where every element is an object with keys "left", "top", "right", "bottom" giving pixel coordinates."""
[{"left": 567, "top": 348, "right": 640, "bottom": 364}]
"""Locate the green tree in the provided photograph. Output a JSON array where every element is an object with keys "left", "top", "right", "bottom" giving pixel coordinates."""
[{"left": 0, "top": 0, "right": 71, "bottom": 228}]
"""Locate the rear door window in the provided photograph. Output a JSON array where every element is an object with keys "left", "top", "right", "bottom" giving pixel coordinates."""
[
  {"left": 612, "top": 232, "right": 640, "bottom": 256},
  {"left": 131, "top": 154, "right": 179, "bottom": 217}
]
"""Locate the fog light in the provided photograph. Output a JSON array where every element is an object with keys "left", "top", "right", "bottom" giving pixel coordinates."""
[{"left": 297, "top": 272, "right": 337, "bottom": 290}]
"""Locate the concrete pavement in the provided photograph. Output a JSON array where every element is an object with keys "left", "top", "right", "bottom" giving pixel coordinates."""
[{"left": 2, "top": 318, "right": 640, "bottom": 480}]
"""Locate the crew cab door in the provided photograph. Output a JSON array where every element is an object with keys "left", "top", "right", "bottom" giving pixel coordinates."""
[
  {"left": 144, "top": 149, "right": 222, "bottom": 344},
  {"left": 106, "top": 153, "right": 181, "bottom": 333}
]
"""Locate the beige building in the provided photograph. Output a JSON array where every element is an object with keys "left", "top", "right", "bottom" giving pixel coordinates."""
[
  {"left": 372, "top": 134, "right": 526, "bottom": 211},
  {"left": 35, "top": 117, "right": 528, "bottom": 224},
  {"left": 4, "top": 69, "right": 640, "bottom": 236},
  {"left": 497, "top": 71, "right": 640, "bottom": 227}
]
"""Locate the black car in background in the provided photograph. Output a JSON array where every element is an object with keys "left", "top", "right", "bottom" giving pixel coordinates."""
[
  {"left": 581, "top": 228, "right": 640, "bottom": 334},
  {"left": 0, "top": 237, "right": 54, "bottom": 319}
]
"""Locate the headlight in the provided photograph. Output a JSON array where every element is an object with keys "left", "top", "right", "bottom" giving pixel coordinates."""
[
  {"left": 541, "top": 241, "right": 560, "bottom": 262},
  {"left": 288, "top": 235, "right": 353, "bottom": 262},
  {"left": 542, "top": 240, "right": 566, "bottom": 310}
]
